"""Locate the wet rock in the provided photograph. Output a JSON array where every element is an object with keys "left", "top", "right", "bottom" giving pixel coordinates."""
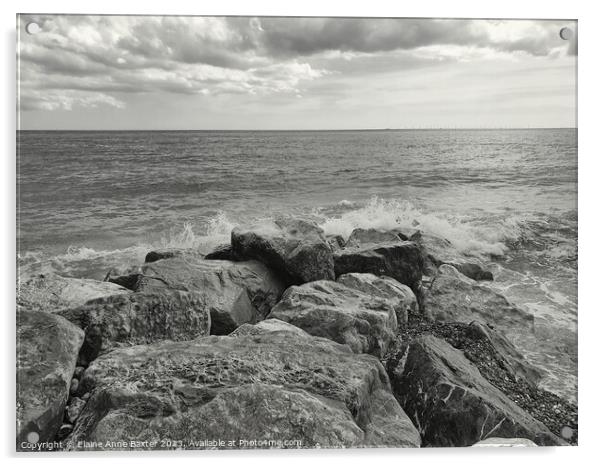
[
  {"left": 424, "top": 264, "right": 534, "bottom": 333},
  {"left": 57, "top": 423, "right": 74, "bottom": 440},
  {"left": 69, "top": 332, "right": 420, "bottom": 449},
  {"left": 69, "top": 378, "right": 79, "bottom": 396},
  {"left": 66, "top": 397, "right": 86, "bottom": 424},
  {"left": 232, "top": 218, "right": 335, "bottom": 284},
  {"left": 472, "top": 437, "right": 538, "bottom": 447},
  {"left": 204, "top": 243, "right": 238, "bottom": 260},
  {"left": 467, "top": 321, "right": 542, "bottom": 387},
  {"left": 409, "top": 231, "right": 493, "bottom": 280},
  {"left": 389, "top": 335, "right": 564, "bottom": 446},
  {"left": 268, "top": 278, "right": 397, "bottom": 357},
  {"left": 16, "top": 310, "right": 84, "bottom": 449},
  {"left": 326, "top": 234, "right": 346, "bottom": 252},
  {"left": 133, "top": 258, "right": 285, "bottom": 335},
  {"left": 333, "top": 241, "right": 423, "bottom": 293},
  {"left": 73, "top": 366, "right": 85, "bottom": 379},
  {"left": 145, "top": 248, "right": 205, "bottom": 263},
  {"left": 230, "top": 319, "right": 310, "bottom": 338},
  {"left": 337, "top": 273, "right": 417, "bottom": 325},
  {"left": 448, "top": 262, "right": 493, "bottom": 281},
  {"left": 18, "top": 273, "right": 129, "bottom": 314},
  {"left": 345, "top": 228, "right": 402, "bottom": 248},
  {"left": 57, "top": 291, "right": 211, "bottom": 364}
]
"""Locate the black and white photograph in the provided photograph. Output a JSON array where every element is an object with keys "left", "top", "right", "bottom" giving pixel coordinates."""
[{"left": 15, "top": 13, "right": 577, "bottom": 452}]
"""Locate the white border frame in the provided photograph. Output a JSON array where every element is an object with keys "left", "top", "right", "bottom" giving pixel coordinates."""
[{"left": 3, "top": 1, "right": 599, "bottom": 465}]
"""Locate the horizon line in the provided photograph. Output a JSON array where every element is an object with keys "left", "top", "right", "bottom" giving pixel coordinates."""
[{"left": 17, "top": 127, "right": 577, "bottom": 132}]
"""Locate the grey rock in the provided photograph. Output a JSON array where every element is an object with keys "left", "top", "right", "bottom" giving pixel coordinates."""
[
  {"left": 268, "top": 278, "right": 397, "bottom": 357},
  {"left": 345, "top": 228, "right": 402, "bottom": 248},
  {"left": 472, "top": 437, "right": 538, "bottom": 447},
  {"left": 389, "top": 335, "right": 564, "bottom": 446},
  {"left": 337, "top": 273, "right": 417, "bottom": 325},
  {"left": 204, "top": 243, "right": 238, "bottom": 260},
  {"left": 333, "top": 241, "right": 423, "bottom": 293},
  {"left": 66, "top": 397, "right": 87, "bottom": 424},
  {"left": 133, "top": 257, "right": 285, "bottom": 335},
  {"left": 69, "top": 332, "right": 420, "bottom": 449},
  {"left": 144, "top": 248, "right": 205, "bottom": 263},
  {"left": 232, "top": 218, "right": 335, "bottom": 284},
  {"left": 18, "top": 273, "right": 129, "bottom": 314},
  {"left": 58, "top": 291, "right": 211, "bottom": 364},
  {"left": 424, "top": 264, "right": 534, "bottom": 334},
  {"left": 229, "top": 319, "right": 311, "bottom": 338},
  {"left": 16, "top": 310, "right": 84, "bottom": 449}
]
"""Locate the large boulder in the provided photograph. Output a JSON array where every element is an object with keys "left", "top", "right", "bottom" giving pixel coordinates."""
[
  {"left": 407, "top": 231, "right": 493, "bottom": 280},
  {"left": 229, "top": 319, "right": 310, "bottom": 338},
  {"left": 466, "top": 321, "right": 542, "bottom": 388},
  {"left": 337, "top": 273, "right": 417, "bottom": 325},
  {"left": 333, "top": 241, "right": 423, "bottom": 293},
  {"left": 268, "top": 279, "right": 398, "bottom": 357},
  {"left": 231, "top": 218, "right": 335, "bottom": 284},
  {"left": 424, "top": 264, "right": 533, "bottom": 333},
  {"left": 17, "top": 273, "right": 129, "bottom": 314},
  {"left": 69, "top": 332, "right": 420, "bottom": 449},
  {"left": 57, "top": 291, "right": 211, "bottom": 365},
  {"left": 144, "top": 248, "right": 205, "bottom": 263},
  {"left": 133, "top": 258, "right": 286, "bottom": 334},
  {"left": 16, "top": 310, "right": 84, "bottom": 449},
  {"left": 389, "top": 335, "right": 564, "bottom": 446},
  {"left": 204, "top": 243, "right": 238, "bottom": 260},
  {"left": 472, "top": 437, "right": 538, "bottom": 447},
  {"left": 345, "top": 228, "right": 402, "bottom": 248}
]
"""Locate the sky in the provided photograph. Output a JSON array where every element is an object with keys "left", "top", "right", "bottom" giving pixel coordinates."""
[{"left": 17, "top": 15, "right": 577, "bottom": 130}]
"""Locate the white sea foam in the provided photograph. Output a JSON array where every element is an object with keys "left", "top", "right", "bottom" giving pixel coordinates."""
[{"left": 317, "top": 196, "right": 523, "bottom": 258}]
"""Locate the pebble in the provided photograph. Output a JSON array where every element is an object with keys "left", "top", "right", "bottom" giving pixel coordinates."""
[{"left": 69, "top": 378, "right": 79, "bottom": 396}]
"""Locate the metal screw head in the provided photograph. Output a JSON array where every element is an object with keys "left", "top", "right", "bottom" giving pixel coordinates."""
[
  {"left": 25, "top": 22, "right": 41, "bottom": 35},
  {"left": 559, "top": 27, "right": 573, "bottom": 41}
]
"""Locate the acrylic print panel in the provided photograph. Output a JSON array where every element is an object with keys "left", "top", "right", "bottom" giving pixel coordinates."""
[{"left": 16, "top": 14, "right": 577, "bottom": 451}]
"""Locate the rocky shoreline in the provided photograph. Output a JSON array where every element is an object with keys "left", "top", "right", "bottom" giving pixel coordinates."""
[{"left": 16, "top": 219, "right": 577, "bottom": 450}]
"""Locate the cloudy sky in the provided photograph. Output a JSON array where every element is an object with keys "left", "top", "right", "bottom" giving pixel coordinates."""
[{"left": 18, "top": 15, "right": 576, "bottom": 130}]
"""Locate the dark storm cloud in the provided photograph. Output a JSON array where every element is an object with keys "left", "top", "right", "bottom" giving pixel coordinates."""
[{"left": 252, "top": 18, "right": 569, "bottom": 58}]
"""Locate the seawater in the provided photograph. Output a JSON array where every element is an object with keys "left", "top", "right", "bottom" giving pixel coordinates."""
[{"left": 16, "top": 128, "right": 577, "bottom": 402}]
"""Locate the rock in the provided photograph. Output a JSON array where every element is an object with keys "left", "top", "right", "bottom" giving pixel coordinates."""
[
  {"left": 66, "top": 397, "right": 86, "bottom": 424},
  {"left": 229, "top": 319, "right": 310, "bottom": 338},
  {"left": 57, "top": 291, "right": 211, "bottom": 365},
  {"left": 409, "top": 231, "right": 493, "bottom": 280},
  {"left": 389, "top": 335, "right": 564, "bottom": 446},
  {"left": 424, "top": 264, "right": 534, "bottom": 334},
  {"left": 472, "top": 437, "right": 538, "bottom": 447},
  {"left": 333, "top": 241, "right": 423, "bottom": 293},
  {"left": 268, "top": 279, "right": 397, "bottom": 357},
  {"left": 70, "top": 332, "right": 420, "bottom": 449},
  {"left": 448, "top": 262, "right": 493, "bottom": 281},
  {"left": 133, "top": 258, "right": 285, "bottom": 335},
  {"left": 337, "top": 273, "right": 417, "bottom": 325},
  {"left": 16, "top": 310, "right": 84, "bottom": 449},
  {"left": 106, "top": 274, "right": 141, "bottom": 291},
  {"left": 57, "top": 423, "right": 74, "bottom": 440},
  {"left": 144, "top": 248, "right": 205, "bottom": 263},
  {"left": 231, "top": 218, "right": 335, "bottom": 284},
  {"left": 73, "top": 366, "right": 85, "bottom": 379},
  {"left": 467, "top": 321, "right": 542, "bottom": 387},
  {"left": 326, "top": 234, "right": 346, "bottom": 252},
  {"left": 362, "top": 388, "right": 422, "bottom": 447},
  {"left": 18, "top": 273, "right": 129, "bottom": 314},
  {"left": 70, "top": 378, "right": 79, "bottom": 396},
  {"left": 345, "top": 228, "right": 402, "bottom": 248},
  {"left": 204, "top": 243, "right": 237, "bottom": 260}
]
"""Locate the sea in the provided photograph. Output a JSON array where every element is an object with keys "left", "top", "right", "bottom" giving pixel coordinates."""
[{"left": 16, "top": 128, "right": 577, "bottom": 403}]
